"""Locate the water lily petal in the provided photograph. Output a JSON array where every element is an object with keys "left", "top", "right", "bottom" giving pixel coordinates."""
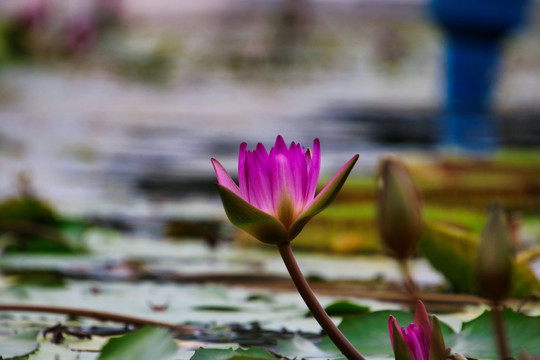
[
  {"left": 246, "top": 149, "right": 274, "bottom": 214},
  {"left": 211, "top": 159, "right": 240, "bottom": 196},
  {"left": 269, "top": 146, "right": 296, "bottom": 217},
  {"left": 414, "top": 301, "right": 431, "bottom": 344},
  {"left": 216, "top": 185, "right": 288, "bottom": 245},
  {"left": 238, "top": 143, "right": 248, "bottom": 199},
  {"left": 288, "top": 154, "right": 358, "bottom": 240},
  {"left": 404, "top": 324, "right": 425, "bottom": 360},
  {"left": 306, "top": 138, "right": 320, "bottom": 200},
  {"left": 288, "top": 142, "right": 308, "bottom": 213}
]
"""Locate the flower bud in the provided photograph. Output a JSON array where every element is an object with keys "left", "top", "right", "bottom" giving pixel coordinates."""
[
  {"left": 377, "top": 157, "right": 422, "bottom": 261},
  {"left": 475, "top": 204, "right": 513, "bottom": 302}
]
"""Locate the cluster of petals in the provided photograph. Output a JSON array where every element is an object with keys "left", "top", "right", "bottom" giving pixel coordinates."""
[
  {"left": 225, "top": 135, "right": 319, "bottom": 225},
  {"left": 212, "top": 135, "right": 358, "bottom": 244}
]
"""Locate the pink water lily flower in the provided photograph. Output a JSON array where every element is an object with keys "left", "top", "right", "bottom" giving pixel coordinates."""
[
  {"left": 389, "top": 301, "right": 447, "bottom": 360},
  {"left": 212, "top": 135, "right": 358, "bottom": 245}
]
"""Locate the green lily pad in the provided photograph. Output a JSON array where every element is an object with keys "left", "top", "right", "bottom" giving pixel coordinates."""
[
  {"left": 97, "top": 327, "right": 177, "bottom": 360},
  {"left": 305, "top": 300, "right": 370, "bottom": 318},
  {"left": 318, "top": 310, "right": 454, "bottom": 357},
  {"left": 28, "top": 342, "right": 77, "bottom": 360},
  {"left": 190, "top": 347, "right": 276, "bottom": 360},
  {"left": 450, "top": 309, "right": 540, "bottom": 359},
  {"left": 276, "top": 334, "right": 334, "bottom": 358},
  {"left": 193, "top": 305, "right": 241, "bottom": 312},
  {"left": 0, "top": 330, "right": 39, "bottom": 359},
  {"left": 324, "top": 300, "right": 370, "bottom": 317}
]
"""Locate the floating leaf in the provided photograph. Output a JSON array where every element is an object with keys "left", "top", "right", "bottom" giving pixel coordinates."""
[
  {"left": 190, "top": 347, "right": 275, "bottom": 360},
  {"left": 305, "top": 299, "right": 370, "bottom": 318},
  {"left": 318, "top": 310, "right": 454, "bottom": 357},
  {"left": 97, "top": 327, "right": 177, "bottom": 360},
  {"left": 276, "top": 334, "right": 333, "bottom": 358},
  {"left": 193, "top": 305, "right": 241, "bottom": 312},
  {"left": 324, "top": 300, "right": 370, "bottom": 317},
  {"left": 450, "top": 309, "right": 540, "bottom": 359},
  {"left": 28, "top": 342, "right": 77, "bottom": 360},
  {"left": 0, "top": 330, "right": 39, "bottom": 359}
]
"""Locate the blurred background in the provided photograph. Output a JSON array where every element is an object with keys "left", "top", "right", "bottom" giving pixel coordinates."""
[
  {"left": 0, "top": 0, "right": 539, "bottom": 218},
  {"left": 0, "top": 0, "right": 540, "bottom": 313}
]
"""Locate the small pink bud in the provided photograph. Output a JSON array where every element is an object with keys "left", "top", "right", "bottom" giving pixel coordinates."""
[{"left": 389, "top": 301, "right": 447, "bottom": 360}]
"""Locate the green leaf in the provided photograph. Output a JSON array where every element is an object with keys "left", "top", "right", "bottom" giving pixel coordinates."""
[
  {"left": 305, "top": 300, "right": 370, "bottom": 318},
  {"left": 97, "top": 327, "right": 177, "bottom": 360},
  {"left": 216, "top": 185, "right": 287, "bottom": 245},
  {"left": 324, "top": 300, "right": 370, "bottom": 317},
  {"left": 0, "top": 330, "right": 39, "bottom": 359},
  {"left": 318, "top": 310, "right": 454, "bottom": 357},
  {"left": 290, "top": 154, "right": 359, "bottom": 239},
  {"left": 276, "top": 334, "right": 334, "bottom": 358},
  {"left": 420, "top": 221, "right": 540, "bottom": 298},
  {"left": 193, "top": 305, "right": 241, "bottom": 312},
  {"left": 450, "top": 309, "right": 540, "bottom": 359},
  {"left": 190, "top": 347, "right": 275, "bottom": 360},
  {"left": 28, "top": 342, "right": 77, "bottom": 360}
]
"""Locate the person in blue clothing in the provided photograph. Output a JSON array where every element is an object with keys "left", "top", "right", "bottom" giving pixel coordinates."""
[{"left": 430, "top": 0, "right": 532, "bottom": 153}]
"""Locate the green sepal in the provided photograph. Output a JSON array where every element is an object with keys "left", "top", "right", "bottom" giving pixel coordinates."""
[
  {"left": 429, "top": 315, "right": 447, "bottom": 360},
  {"left": 216, "top": 185, "right": 288, "bottom": 245},
  {"left": 392, "top": 320, "right": 415, "bottom": 360},
  {"left": 289, "top": 154, "right": 359, "bottom": 239}
]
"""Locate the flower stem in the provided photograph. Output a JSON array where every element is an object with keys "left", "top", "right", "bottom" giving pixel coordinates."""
[
  {"left": 278, "top": 243, "right": 365, "bottom": 360},
  {"left": 398, "top": 260, "right": 419, "bottom": 311},
  {"left": 491, "top": 302, "right": 511, "bottom": 360}
]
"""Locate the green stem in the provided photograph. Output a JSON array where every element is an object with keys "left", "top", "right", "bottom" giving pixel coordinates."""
[
  {"left": 278, "top": 242, "right": 365, "bottom": 360},
  {"left": 491, "top": 303, "right": 511, "bottom": 360},
  {"left": 398, "top": 260, "right": 418, "bottom": 298}
]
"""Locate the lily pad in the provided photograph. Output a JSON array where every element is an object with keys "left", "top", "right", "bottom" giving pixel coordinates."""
[
  {"left": 97, "top": 327, "right": 177, "bottom": 360},
  {"left": 324, "top": 300, "right": 370, "bottom": 317},
  {"left": 193, "top": 305, "right": 241, "bottom": 312},
  {"left": 450, "top": 309, "right": 540, "bottom": 359},
  {"left": 28, "top": 342, "right": 77, "bottom": 360},
  {"left": 276, "top": 334, "right": 334, "bottom": 358},
  {"left": 190, "top": 347, "right": 276, "bottom": 360},
  {"left": 0, "top": 330, "right": 39, "bottom": 359}
]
